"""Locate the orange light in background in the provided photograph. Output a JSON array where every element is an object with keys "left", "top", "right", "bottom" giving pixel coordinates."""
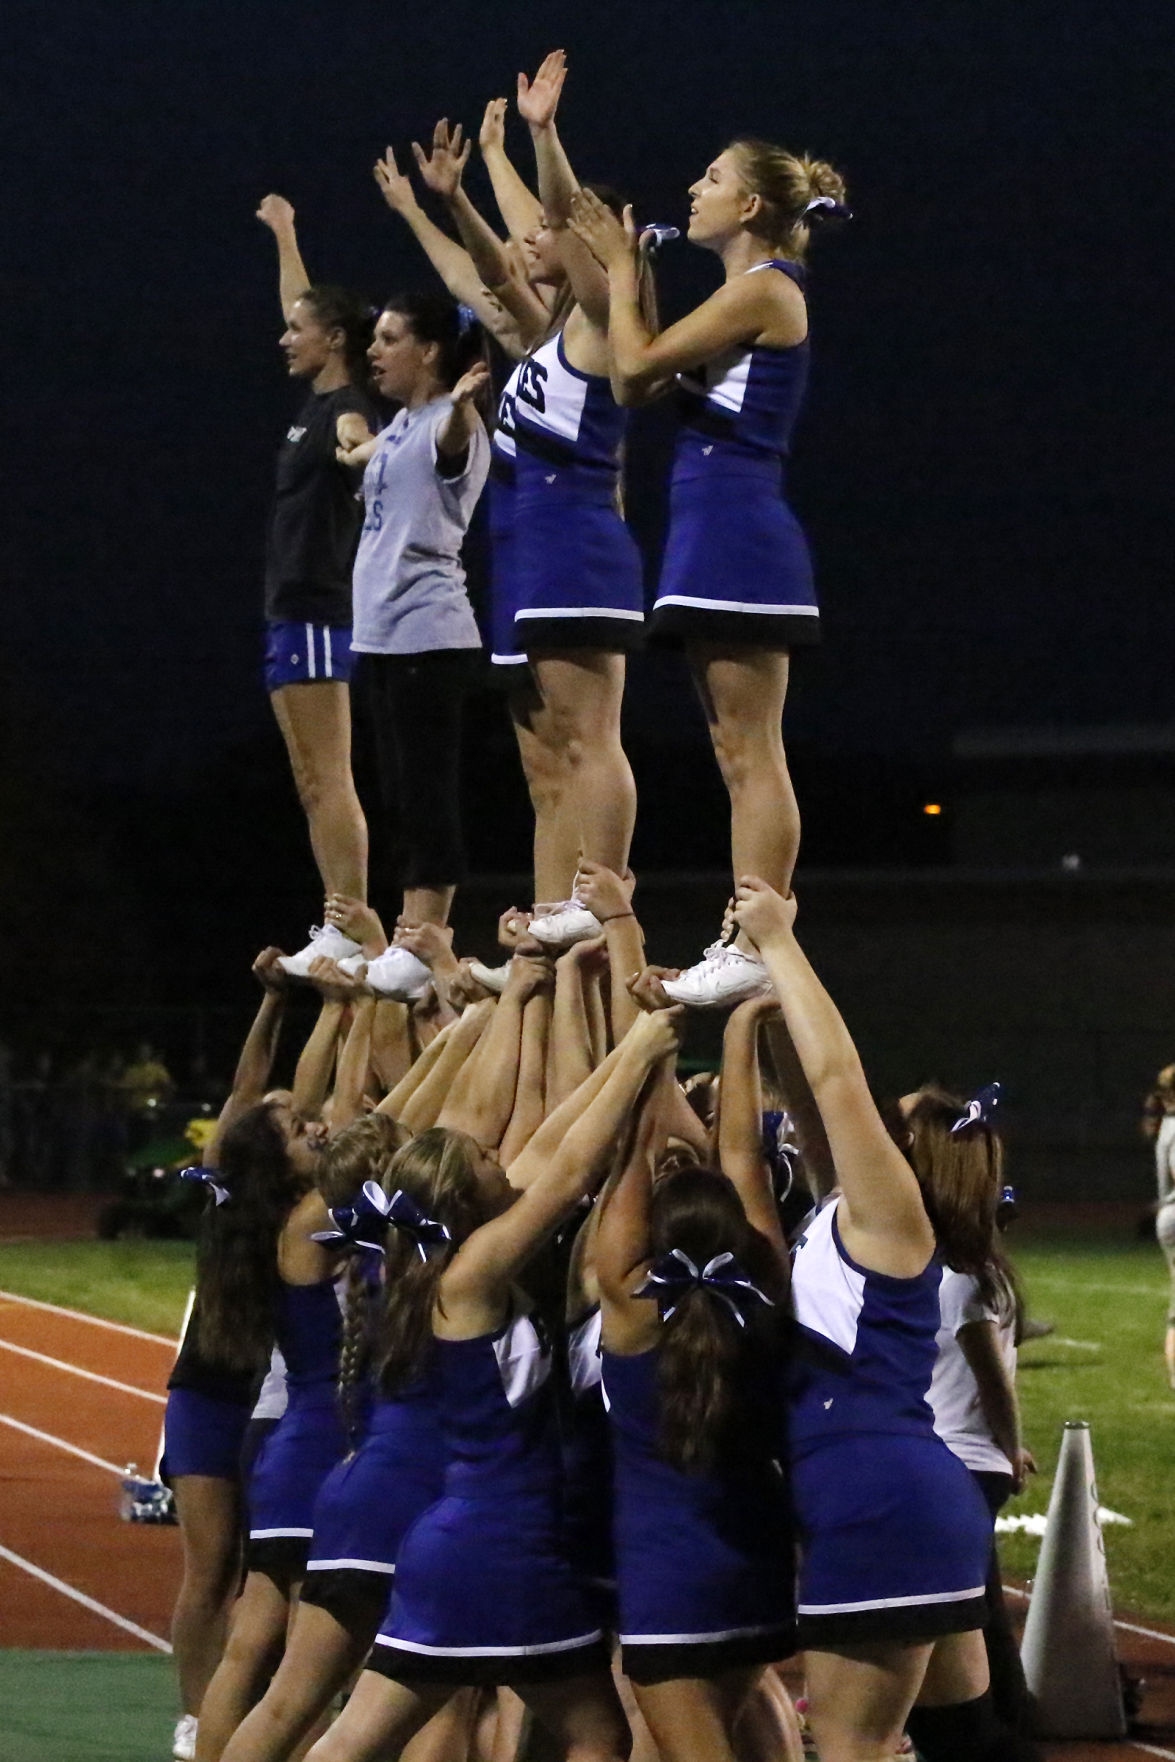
[{"left": 922, "top": 803, "right": 943, "bottom": 816}]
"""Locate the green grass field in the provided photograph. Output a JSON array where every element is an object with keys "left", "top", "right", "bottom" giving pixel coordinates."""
[{"left": 1, "top": 1222, "right": 1171, "bottom": 1622}]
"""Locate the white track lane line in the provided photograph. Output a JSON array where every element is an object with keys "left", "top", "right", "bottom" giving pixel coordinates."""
[
  {"left": 1005, "top": 1583, "right": 1175, "bottom": 1653},
  {"left": 0, "top": 1288, "right": 179, "bottom": 1347},
  {"left": 0, "top": 1540, "right": 171, "bottom": 1651},
  {"left": 0, "top": 1410, "right": 126, "bottom": 1476},
  {"left": 0, "top": 1338, "right": 165, "bottom": 1403},
  {"left": 1130, "top": 1746, "right": 1175, "bottom": 1760}
]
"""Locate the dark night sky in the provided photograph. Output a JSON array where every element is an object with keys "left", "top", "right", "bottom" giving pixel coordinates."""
[{"left": 1, "top": 0, "right": 1171, "bottom": 790}]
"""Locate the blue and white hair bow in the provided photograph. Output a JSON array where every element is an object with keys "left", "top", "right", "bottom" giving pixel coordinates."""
[
  {"left": 456, "top": 303, "right": 479, "bottom": 335},
  {"left": 635, "top": 1248, "right": 774, "bottom": 1327},
  {"left": 310, "top": 1180, "right": 393, "bottom": 1255},
  {"left": 385, "top": 1187, "right": 453, "bottom": 1262},
  {"left": 178, "top": 1165, "right": 230, "bottom": 1207},
  {"left": 641, "top": 223, "right": 680, "bottom": 251},
  {"left": 803, "top": 195, "right": 853, "bottom": 221},
  {"left": 951, "top": 1082, "right": 1002, "bottom": 1135}
]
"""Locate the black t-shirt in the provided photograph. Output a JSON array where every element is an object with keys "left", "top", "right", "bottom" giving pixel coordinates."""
[
  {"left": 167, "top": 1293, "right": 263, "bottom": 1405},
  {"left": 264, "top": 382, "right": 376, "bottom": 625}
]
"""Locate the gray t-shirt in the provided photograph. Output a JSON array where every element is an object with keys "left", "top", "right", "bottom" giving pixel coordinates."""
[{"left": 351, "top": 396, "right": 488, "bottom": 655}]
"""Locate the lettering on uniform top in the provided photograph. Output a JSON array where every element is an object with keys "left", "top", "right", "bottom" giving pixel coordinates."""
[
  {"left": 496, "top": 392, "right": 517, "bottom": 438},
  {"left": 823, "top": 1399, "right": 834, "bottom": 1410},
  {"left": 287, "top": 426, "right": 308, "bottom": 442},
  {"left": 516, "top": 357, "right": 549, "bottom": 413}
]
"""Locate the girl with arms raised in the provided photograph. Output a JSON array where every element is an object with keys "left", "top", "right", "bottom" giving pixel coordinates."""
[{"left": 570, "top": 142, "right": 848, "bottom": 1006}]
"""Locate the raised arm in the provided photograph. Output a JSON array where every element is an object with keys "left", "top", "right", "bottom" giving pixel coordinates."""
[
  {"left": 436, "top": 361, "right": 491, "bottom": 462},
  {"left": 574, "top": 861, "right": 644, "bottom": 1043},
  {"left": 437, "top": 955, "right": 552, "bottom": 1145},
  {"left": 479, "top": 96, "right": 545, "bottom": 240},
  {"left": 373, "top": 145, "right": 524, "bottom": 353},
  {"left": 569, "top": 189, "right": 805, "bottom": 404},
  {"left": 715, "top": 996, "right": 788, "bottom": 1257},
  {"left": 290, "top": 963, "right": 349, "bottom": 1122},
  {"left": 207, "top": 950, "right": 289, "bottom": 1160},
  {"left": 414, "top": 119, "right": 551, "bottom": 344},
  {"left": 761, "top": 1014, "right": 836, "bottom": 1203},
  {"left": 733, "top": 878, "right": 934, "bottom": 1276},
  {"left": 329, "top": 992, "right": 376, "bottom": 1132},
  {"left": 256, "top": 194, "right": 311, "bottom": 323},
  {"left": 397, "top": 998, "right": 494, "bottom": 1133},
  {"left": 547, "top": 937, "right": 605, "bottom": 1108},
  {"left": 445, "top": 1008, "right": 683, "bottom": 1312},
  {"left": 517, "top": 51, "right": 610, "bottom": 325},
  {"left": 498, "top": 991, "right": 552, "bottom": 1168}
]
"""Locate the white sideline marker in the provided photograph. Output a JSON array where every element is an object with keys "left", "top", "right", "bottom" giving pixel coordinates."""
[
  {"left": 0, "top": 1338, "right": 166, "bottom": 1403},
  {"left": 0, "top": 1288, "right": 179, "bottom": 1347},
  {"left": 0, "top": 1541, "right": 171, "bottom": 1651}
]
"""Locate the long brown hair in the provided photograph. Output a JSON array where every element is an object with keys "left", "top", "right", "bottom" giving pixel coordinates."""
[
  {"left": 194, "top": 1102, "right": 295, "bottom": 1373},
  {"left": 319, "top": 1113, "right": 411, "bottom": 1440},
  {"left": 649, "top": 1166, "right": 784, "bottom": 1473},
  {"left": 374, "top": 1127, "right": 489, "bottom": 1393},
  {"left": 903, "top": 1085, "right": 1020, "bottom": 1323}
]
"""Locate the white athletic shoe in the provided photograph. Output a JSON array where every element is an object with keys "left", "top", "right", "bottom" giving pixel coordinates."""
[
  {"left": 336, "top": 952, "right": 368, "bottom": 978},
  {"left": 278, "top": 923, "right": 363, "bottom": 979},
  {"left": 468, "top": 960, "right": 511, "bottom": 994},
  {"left": 173, "top": 1714, "right": 198, "bottom": 1762},
  {"left": 364, "top": 946, "right": 433, "bottom": 1001},
  {"left": 527, "top": 898, "right": 603, "bottom": 948},
  {"left": 661, "top": 941, "right": 773, "bottom": 1009}
]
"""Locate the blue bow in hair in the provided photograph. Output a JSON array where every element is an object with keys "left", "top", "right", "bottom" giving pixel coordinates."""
[
  {"left": 635, "top": 1248, "right": 774, "bottom": 1328},
  {"left": 641, "top": 223, "right": 680, "bottom": 251},
  {"left": 178, "top": 1165, "right": 230, "bottom": 1207},
  {"left": 385, "top": 1187, "right": 453, "bottom": 1262},
  {"left": 951, "top": 1082, "right": 1002, "bottom": 1135},
  {"left": 456, "top": 303, "right": 478, "bottom": 334},
  {"left": 310, "top": 1180, "right": 393, "bottom": 1255}
]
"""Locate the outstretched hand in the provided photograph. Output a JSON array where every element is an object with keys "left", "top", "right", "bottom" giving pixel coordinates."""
[
  {"left": 394, "top": 920, "right": 458, "bottom": 974},
  {"left": 252, "top": 947, "right": 291, "bottom": 993},
  {"left": 412, "top": 119, "right": 472, "bottom": 202},
  {"left": 450, "top": 361, "right": 490, "bottom": 407},
  {"left": 373, "top": 146, "right": 419, "bottom": 216},
  {"left": 256, "top": 193, "right": 295, "bottom": 233},
  {"left": 627, "top": 1002, "right": 687, "bottom": 1062},
  {"left": 516, "top": 50, "right": 567, "bottom": 131},
  {"left": 325, "top": 894, "right": 388, "bottom": 956},
  {"left": 731, "top": 877, "right": 797, "bottom": 950},
  {"left": 568, "top": 188, "right": 638, "bottom": 272},
  {"left": 627, "top": 965, "right": 681, "bottom": 1013},
  {"left": 574, "top": 858, "right": 635, "bottom": 925},
  {"left": 307, "top": 956, "right": 368, "bottom": 1003},
  {"left": 497, "top": 906, "right": 532, "bottom": 951},
  {"left": 479, "top": 97, "right": 508, "bottom": 154}
]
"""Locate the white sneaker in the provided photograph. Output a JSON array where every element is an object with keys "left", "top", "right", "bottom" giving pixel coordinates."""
[
  {"left": 173, "top": 1714, "right": 198, "bottom": 1762},
  {"left": 468, "top": 960, "right": 511, "bottom": 994},
  {"left": 661, "top": 941, "right": 773, "bottom": 1009},
  {"left": 337, "top": 952, "right": 368, "bottom": 978},
  {"left": 527, "top": 899, "right": 603, "bottom": 948},
  {"left": 278, "top": 923, "right": 362, "bottom": 979},
  {"left": 364, "top": 946, "right": 433, "bottom": 1001}
]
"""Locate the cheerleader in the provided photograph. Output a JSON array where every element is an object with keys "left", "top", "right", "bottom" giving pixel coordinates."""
[
  {"left": 165, "top": 952, "right": 290, "bottom": 1762},
  {"left": 193, "top": 1095, "right": 351, "bottom": 1762},
  {"left": 302, "top": 1007, "right": 683, "bottom": 1762},
  {"left": 253, "top": 196, "right": 376, "bottom": 980},
  {"left": 391, "top": 68, "right": 650, "bottom": 919},
  {"left": 733, "top": 878, "right": 1026, "bottom": 1762},
  {"left": 594, "top": 1049, "right": 800, "bottom": 1762},
  {"left": 569, "top": 142, "right": 848, "bottom": 1006}
]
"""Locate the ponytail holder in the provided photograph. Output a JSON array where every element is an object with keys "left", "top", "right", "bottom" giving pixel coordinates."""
[
  {"left": 803, "top": 196, "right": 853, "bottom": 221},
  {"left": 635, "top": 1247, "right": 773, "bottom": 1328},
  {"left": 456, "top": 303, "right": 479, "bottom": 335},
  {"left": 641, "top": 223, "right": 680, "bottom": 252},
  {"left": 951, "top": 1081, "right": 1002, "bottom": 1135},
  {"left": 385, "top": 1187, "right": 453, "bottom": 1262},
  {"left": 310, "top": 1180, "right": 393, "bottom": 1256},
  {"left": 178, "top": 1165, "right": 230, "bottom": 1207}
]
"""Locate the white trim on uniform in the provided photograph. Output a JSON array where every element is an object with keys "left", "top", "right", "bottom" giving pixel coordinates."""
[
  {"left": 514, "top": 606, "right": 644, "bottom": 622},
  {"left": 306, "top": 1557, "right": 396, "bottom": 1575},
  {"left": 798, "top": 1585, "right": 985, "bottom": 1616},
  {"left": 323, "top": 627, "right": 333, "bottom": 678},
  {"left": 305, "top": 622, "right": 316, "bottom": 679},
  {"left": 620, "top": 1620, "right": 786, "bottom": 1645},
  {"left": 490, "top": 652, "right": 530, "bottom": 667},
  {"left": 249, "top": 1526, "right": 314, "bottom": 1540},
  {"left": 653, "top": 594, "right": 819, "bottom": 617},
  {"left": 373, "top": 1629, "right": 602, "bottom": 1659}
]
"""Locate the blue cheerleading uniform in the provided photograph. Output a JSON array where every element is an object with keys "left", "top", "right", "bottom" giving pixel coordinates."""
[
  {"left": 603, "top": 1344, "right": 795, "bottom": 1683},
  {"left": 788, "top": 1198, "right": 991, "bottom": 1647},
  {"left": 497, "top": 330, "right": 644, "bottom": 656},
  {"left": 559, "top": 1308, "right": 615, "bottom": 1615},
  {"left": 370, "top": 1302, "right": 609, "bottom": 1684},
  {"left": 246, "top": 1278, "right": 349, "bottom": 1566},
  {"left": 653, "top": 259, "right": 820, "bottom": 648},
  {"left": 486, "top": 362, "right": 527, "bottom": 674}
]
